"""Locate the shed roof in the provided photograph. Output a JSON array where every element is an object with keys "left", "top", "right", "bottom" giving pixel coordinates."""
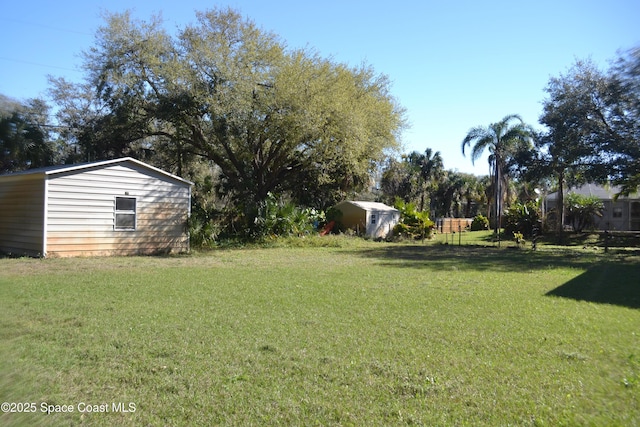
[
  {"left": 335, "top": 201, "right": 399, "bottom": 212},
  {"left": 0, "top": 157, "right": 193, "bottom": 186}
]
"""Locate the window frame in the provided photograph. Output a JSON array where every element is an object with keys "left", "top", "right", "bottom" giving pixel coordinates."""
[
  {"left": 612, "top": 206, "right": 623, "bottom": 219},
  {"left": 114, "top": 196, "right": 137, "bottom": 231}
]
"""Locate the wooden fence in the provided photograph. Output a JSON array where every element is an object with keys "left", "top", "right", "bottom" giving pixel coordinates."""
[{"left": 435, "top": 218, "right": 473, "bottom": 234}]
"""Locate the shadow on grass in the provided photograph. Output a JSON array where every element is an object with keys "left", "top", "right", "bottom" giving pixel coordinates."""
[
  {"left": 350, "top": 244, "right": 601, "bottom": 272},
  {"left": 546, "top": 263, "right": 640, "bottom": 309},
  {"left": 352, "top": 244, "right": 640, "bottom": 309}
]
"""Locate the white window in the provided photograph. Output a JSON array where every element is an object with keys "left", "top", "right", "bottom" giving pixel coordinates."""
[
  {"left": 115, "top": 197, "right": 136, "bottom": 230},
  {"left": 371, "top": 214, "right": 376, "bottom": 224}
]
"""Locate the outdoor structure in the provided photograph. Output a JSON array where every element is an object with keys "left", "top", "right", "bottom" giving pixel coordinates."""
[
  {"left": 546, "top": 183, "right": 640, "bottom": 231},
  {"left": 0, "top": 157, "right": 192, "bottom": 257},
  {"left": 333, "top": 201, "right": 400, "bottom": 238},
  {"left": 436, "top": 218, "right": 474, "bottom": 234}
]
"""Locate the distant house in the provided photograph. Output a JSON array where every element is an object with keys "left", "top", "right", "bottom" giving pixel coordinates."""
[
  {"left": 333, "top": 201, "right": 400, "bottom": 238},
  {"left": 0, "top": 157, "right": 192, "bottom": 257},
  {"left": 546, "top": 183, "right": 640, "bottom": 231}
]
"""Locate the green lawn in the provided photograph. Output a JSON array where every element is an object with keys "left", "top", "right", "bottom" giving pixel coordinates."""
[{"left": 1, "top": 236, "right": 639, "bottom": 426}]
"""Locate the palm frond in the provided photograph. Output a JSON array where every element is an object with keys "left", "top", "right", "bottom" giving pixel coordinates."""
[
  {"left": 461, "top": 126, "right": 488, "bottom": 156},
  {"left": 500, "top": 113, "right": 524, "bottom": 125},
  {"left": 470, "top": 135, "right": 494, "bottom": 165}
]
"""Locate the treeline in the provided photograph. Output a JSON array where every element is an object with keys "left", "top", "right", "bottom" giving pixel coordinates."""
[
  {"left": 1, "top": 8, "right": 638, "bottom": 242},
  {"left": 378, "top": 48, "right": 640, "bottom": 237},
  {"left": 1, "top": 8, "right": 406, "bottom": 241}
]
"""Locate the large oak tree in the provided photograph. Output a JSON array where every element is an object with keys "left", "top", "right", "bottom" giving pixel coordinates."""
[
  {"left": 536, "top": 51, "right": 639, "bottom": 231},
  {"left": 51, "top": 8, "right": 405, "bottom": 222}
]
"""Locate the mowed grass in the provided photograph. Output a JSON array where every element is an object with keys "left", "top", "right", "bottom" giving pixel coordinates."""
[{"left": 1, "top": 237, "right": 639, "bottom": 426}]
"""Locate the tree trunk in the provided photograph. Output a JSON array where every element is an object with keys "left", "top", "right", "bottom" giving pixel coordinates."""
[
  {"left": 494, "top": 160, "right": 502, "bottom": 246},
  {"left": 556, "top": 169, "right": 566, "bottom": 235}
]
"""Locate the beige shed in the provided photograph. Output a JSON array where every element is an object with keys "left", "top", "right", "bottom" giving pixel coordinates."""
[
  {"left": 0, "top": 157, "right": 192, "bottom": 257},
  {"left": 333, "top": 201, "right": 400, "bottom": 238}
]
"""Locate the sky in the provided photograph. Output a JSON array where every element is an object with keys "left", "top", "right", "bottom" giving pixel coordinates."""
[{"left": 1, "top": 0, "right": 638, "bottom": 175}]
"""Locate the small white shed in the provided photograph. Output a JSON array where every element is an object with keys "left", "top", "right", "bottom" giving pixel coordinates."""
[
  {"left": 333, "top": 201, "right": 400, "bottom": 238},
  {"left": 0, "top": 157, "right": 192, "bottom": 257}
]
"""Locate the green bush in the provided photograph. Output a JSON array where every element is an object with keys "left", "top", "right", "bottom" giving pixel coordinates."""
[
  {"left": 254, "top": 193, "right": 320, "bottom": 238},
  {"left": 188, "top": 176, "right": 226, "bottom": 247},
  {"left": 393, "top": 198, "right": 435, "bottom": 239},
  {"left": 564, "top": 193, "right": 604, "bottom": 232},
  {"left": 470, "top": 214, "right": 489, "bottom": 231},
  {"left": 188, "top": 215, "right": 223, "bottom": 247},
  {"left": 503, "top": 201, "right": 540, "bottom": 238},
  {"left": 392, "top": 222, "right": 412, "bottom": 238},
  {"left": 513, "top": 231, "right": 525, "bottom": 247}
]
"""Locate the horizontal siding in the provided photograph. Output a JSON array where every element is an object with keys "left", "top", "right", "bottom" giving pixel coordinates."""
[
  {"left": 47, "top": 174, "right": 148, "bottom": 187},
  {"left": 45, "top": 162, "right": 190, "bottom": 257},
  {"left": 46, "top": 231, "right": 189, "bottom": 257},
  {"left": 47, "top": 186, "right": 187, "bottom": 200},
  {"left": 0, "top": 176, "right": 44, "bottom": 256}
]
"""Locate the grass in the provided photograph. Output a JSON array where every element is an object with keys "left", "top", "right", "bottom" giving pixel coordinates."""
[
  {"left": 1, "top": 235, "right": 639, "bottom": 426},
  {"left": 434, "top": 228, "right": 640, "bottom": 253}
]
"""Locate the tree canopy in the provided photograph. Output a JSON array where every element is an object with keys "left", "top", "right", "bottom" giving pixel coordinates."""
[
  {"left": 0, "top": 95, "right": 57, "bottom": 173},
  {"left": 4, "top": 7, "right": 637, "bottom": 241},
  {"left": 527, "top": 51, "right": 639, "bottom": 230},
  {"left": 50, "top": 8, "right": 405, "bottom": 225},
  {"left": 607, "top": 46, "right": 640, "bottom": 195}
]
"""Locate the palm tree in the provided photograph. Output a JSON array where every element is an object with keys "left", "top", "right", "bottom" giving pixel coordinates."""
[
  {"left": 457, "top": 173, "right": 482, "bottom": 218},
  {"left": 461, "top": 114, "right": 534, "bottom": 243},
  {"left": 407, "top": 148, "right": 444, "bottom": 213}
]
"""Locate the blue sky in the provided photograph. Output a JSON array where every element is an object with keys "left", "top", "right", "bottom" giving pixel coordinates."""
[{"left": 1, "top": 0, "right": 638, "bottom": 175}]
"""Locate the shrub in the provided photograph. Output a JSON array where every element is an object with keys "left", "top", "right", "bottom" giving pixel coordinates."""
[
  {"left": 503, "top": 201, "right": 540, "bottom": 238},
  {"left": 564, "top": 193, "right": 604, "bottom": 232},
  {"left": 513, "top": 231, "right": 525, "bottom": 247},
  {"left": 470, "top": 214, "right": 489, "bottom": 231},
  {"left": 392, "top": 222, "right": 412, "bottom": 238},
  {"left": 393, "top": 198, "right": 435, "bottom": 239},
  {"left": 254, "top": 193, "right": 319, "bottom": 238},
  {"left": 188, "top": 181, "right": 228, "bottom": 247},
  {"left": 188, "top": 215, "right": 224, "bottom": 247}
]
